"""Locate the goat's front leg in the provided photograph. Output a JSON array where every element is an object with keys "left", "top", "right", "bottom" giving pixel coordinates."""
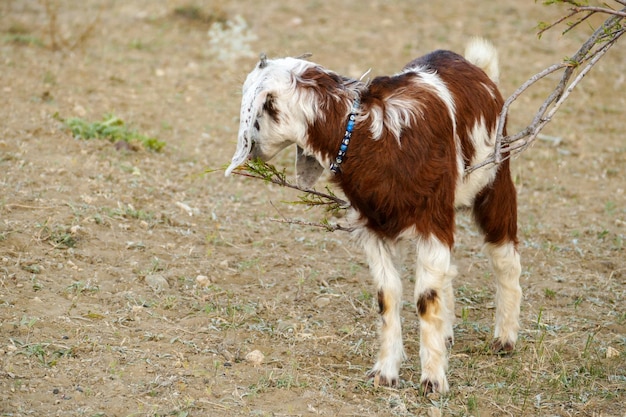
[
  {"left": 414, "top": 236, "right": 454, "bottom": 394},
  {"left": 360, "top": 231, "right": 405, "bottom": 387}
]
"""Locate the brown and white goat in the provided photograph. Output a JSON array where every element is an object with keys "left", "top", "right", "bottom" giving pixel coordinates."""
[{"left": 225, "top": 38, "right": 522, "bottom": 394}]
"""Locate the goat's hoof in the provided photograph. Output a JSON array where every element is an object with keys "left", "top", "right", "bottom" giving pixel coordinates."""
[
  {"left": 420, "top": 378, "right": 449, "bottom": 395},
  {"left": 420, "top": 379, "right": 438, "bottom": 395},
  {"left": 366, "top": 369, "right": 399, "bottom": 388},
  {"left": 445, "top": 336, "right": 454, "bottom": 350},
  {"left": 491, "top": 338, "right": 515, "bottom": 354}
]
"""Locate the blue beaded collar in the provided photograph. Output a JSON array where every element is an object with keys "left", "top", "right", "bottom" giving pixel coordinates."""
[{"left": 329, "top": 97, "right": 360, "bottom": 174}]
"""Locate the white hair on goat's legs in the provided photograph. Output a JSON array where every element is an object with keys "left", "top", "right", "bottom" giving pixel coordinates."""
[
  {"left": 442, "top": 264, "right": 458, "bottom": 347},
  {"left": 357, "top": 227, "right": 406, "bottom": 386},
  {"left": 414, "top": 235, "right": 454, "bottom": 393},
  {"left": 484, "top": 242, "right": 522, "bottom": 351}
]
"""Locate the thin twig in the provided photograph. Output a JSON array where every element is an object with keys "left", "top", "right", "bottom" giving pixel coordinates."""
[
  {"left": 42, "top": 0, "right": 59, "bottom": 50},
  {"left": 562, "top": 11, "right": 595, "bottom": 35},
  {"left": 573, "top": 6, "right": 626, "bottom": 18},
  {"left": 228, "top": 162, "right": 354, "bottom": 232},
  {"left": 538, "top": 9, "right": 579, "bottom": 37},
  {"left": 232, "top": 164, "right": 349, "bottom": 208},
  {"left": 4, "top": 204, "right": 57, "bottom": 211},
  {"left": 269, "top": 218, "right": 354, "bottom": 233}
]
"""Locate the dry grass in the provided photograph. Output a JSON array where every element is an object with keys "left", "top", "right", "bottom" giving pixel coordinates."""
[{"left": 0, "top": 0, "right": 624, "bottom": 416}]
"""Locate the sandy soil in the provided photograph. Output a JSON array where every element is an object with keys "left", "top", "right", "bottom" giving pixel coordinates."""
[{"left": 1, "top": 1, "right": 624, "bottom": 416}]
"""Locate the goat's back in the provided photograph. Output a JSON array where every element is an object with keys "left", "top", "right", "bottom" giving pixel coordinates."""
[{"left": 334, "top": 49, "right": 505, "bottom": 243}]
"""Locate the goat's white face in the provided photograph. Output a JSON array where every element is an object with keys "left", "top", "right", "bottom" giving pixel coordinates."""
[{"left": 225, "top": 57, "right": 319, "bottom": 176}]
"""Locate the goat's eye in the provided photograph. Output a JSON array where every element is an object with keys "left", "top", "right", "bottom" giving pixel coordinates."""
[{"left": 254, "top": 120, "right": 260, "bottom": 131}]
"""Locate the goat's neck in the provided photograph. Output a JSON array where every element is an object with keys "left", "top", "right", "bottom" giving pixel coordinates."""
[{"left": 305, "top": 85, "right": 363, "bottom": 168}]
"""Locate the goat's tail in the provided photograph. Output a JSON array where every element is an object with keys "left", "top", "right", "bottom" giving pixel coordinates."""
[{"left": 464, "top": 37, "right": 499, "bottom": 85}]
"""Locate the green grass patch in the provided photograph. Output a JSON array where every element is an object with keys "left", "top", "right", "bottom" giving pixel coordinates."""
[
  {"left": 172, "top": 4, "right": 228, "bottom": 25},
  {"left": 14, "top": 340, "right": 76, "bottom": 367},
  {"left": 56, "top": 113, "right": 165, "bottom": 152},
  {"left": 3, "top": 33, "right": 44, "bottom": 47},
  {"left": 106, "top": 204, "right": 154, "bottom": 221},
  {"left": 35, "top": 221, "right": 78, "bottom": 249},
  {"left": 66, "top": 280, "right": 100, "bottom": 295}
]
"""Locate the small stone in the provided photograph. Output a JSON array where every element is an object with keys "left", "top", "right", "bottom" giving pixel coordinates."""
[
  {"left": 606, "top": 346, "right": 620, "bottom": 358},
  {"left": 221, "top": 350, "right": 234, "bottom": 362},
  {"left": 245, "top": 350, "right": 265, "bottom": 366},
  {"left": 196, "top": 275, "right": 211, "bottom": 287},
  {"left": 73, "top": 104, "right": 86, "bottom": 117},
  {"left": 315, "top": 297, "right": 330, "bottom": 308},
  {"left": 427, "top": 406, "right": 441, "bottom": 417},
  {"left": 277, "top": 321, "right": 295, "bottom": 332},
  {"left": 81, "top": 194, "right": 94, "bottom": 204},
  {"left": 146, "top": 274, "right": 169, "bottom": 292},
  {"left": 175, "top": 201, "right": 199, "bottom": 216}
]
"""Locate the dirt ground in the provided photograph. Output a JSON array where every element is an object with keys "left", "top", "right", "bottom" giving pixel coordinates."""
[{"left": 1, "top": 1, "right": 624, "bottom": 416}]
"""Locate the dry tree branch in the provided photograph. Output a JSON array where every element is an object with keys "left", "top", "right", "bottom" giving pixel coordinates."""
[
  {"left": 270, "top": 218, "right": 355, "bottom": 233},
  {"left": 230, "top": 160, "right": 354, "bottom": 232},
  {"left": 268, "top": 200, "right": 354, "bottom": 232},
  {"left": 40, "top": 0, "right": 101, "bottom": 51},
  {"left": 500, "top": 36, "right": 619, "bottom": 156},
  {"left": 572, "top": 6, "right": 626, "bottom": 18},
  {"left": 466, "top": 3, "right": 626, "bottom": 174},
  {"left": 232, "top": 160, "right": 349, "bottom": 209},
  {"left": 42, "top": 0, "right": 59, "bottom": 50},
  {"left": 539, "top": 1, "right": 626, "bottom": 34}
]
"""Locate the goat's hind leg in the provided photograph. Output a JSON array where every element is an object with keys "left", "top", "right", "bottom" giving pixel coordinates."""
[
  {"left": 359, "top": 230, "right": 405, "bottom": 387},
  {"left": 484, "top": 241, "right": 521, "bottom": 352},
  {"left": 473, "top": 162, "right": 522, "bottom": 353}
]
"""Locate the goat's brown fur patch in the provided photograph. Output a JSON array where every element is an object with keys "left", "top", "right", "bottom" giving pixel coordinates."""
[{"left": 416, "top": 289, "right": 439, "bottom": 317}]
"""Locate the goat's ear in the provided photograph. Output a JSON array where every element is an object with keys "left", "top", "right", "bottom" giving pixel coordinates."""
[
  {"left": 226, "top": 89, "right": 269, "bottom": 176},
  {"left": 295, "top": 146, "right": 324, "bottom": 189}
]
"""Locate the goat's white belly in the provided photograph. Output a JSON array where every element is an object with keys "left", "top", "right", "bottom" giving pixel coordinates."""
[
  {"left": 454, "top": 165, "right": 497, "bottom": 208},
  {"left": 454, "top": 120, "right": 499, "bottom": 208}
]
